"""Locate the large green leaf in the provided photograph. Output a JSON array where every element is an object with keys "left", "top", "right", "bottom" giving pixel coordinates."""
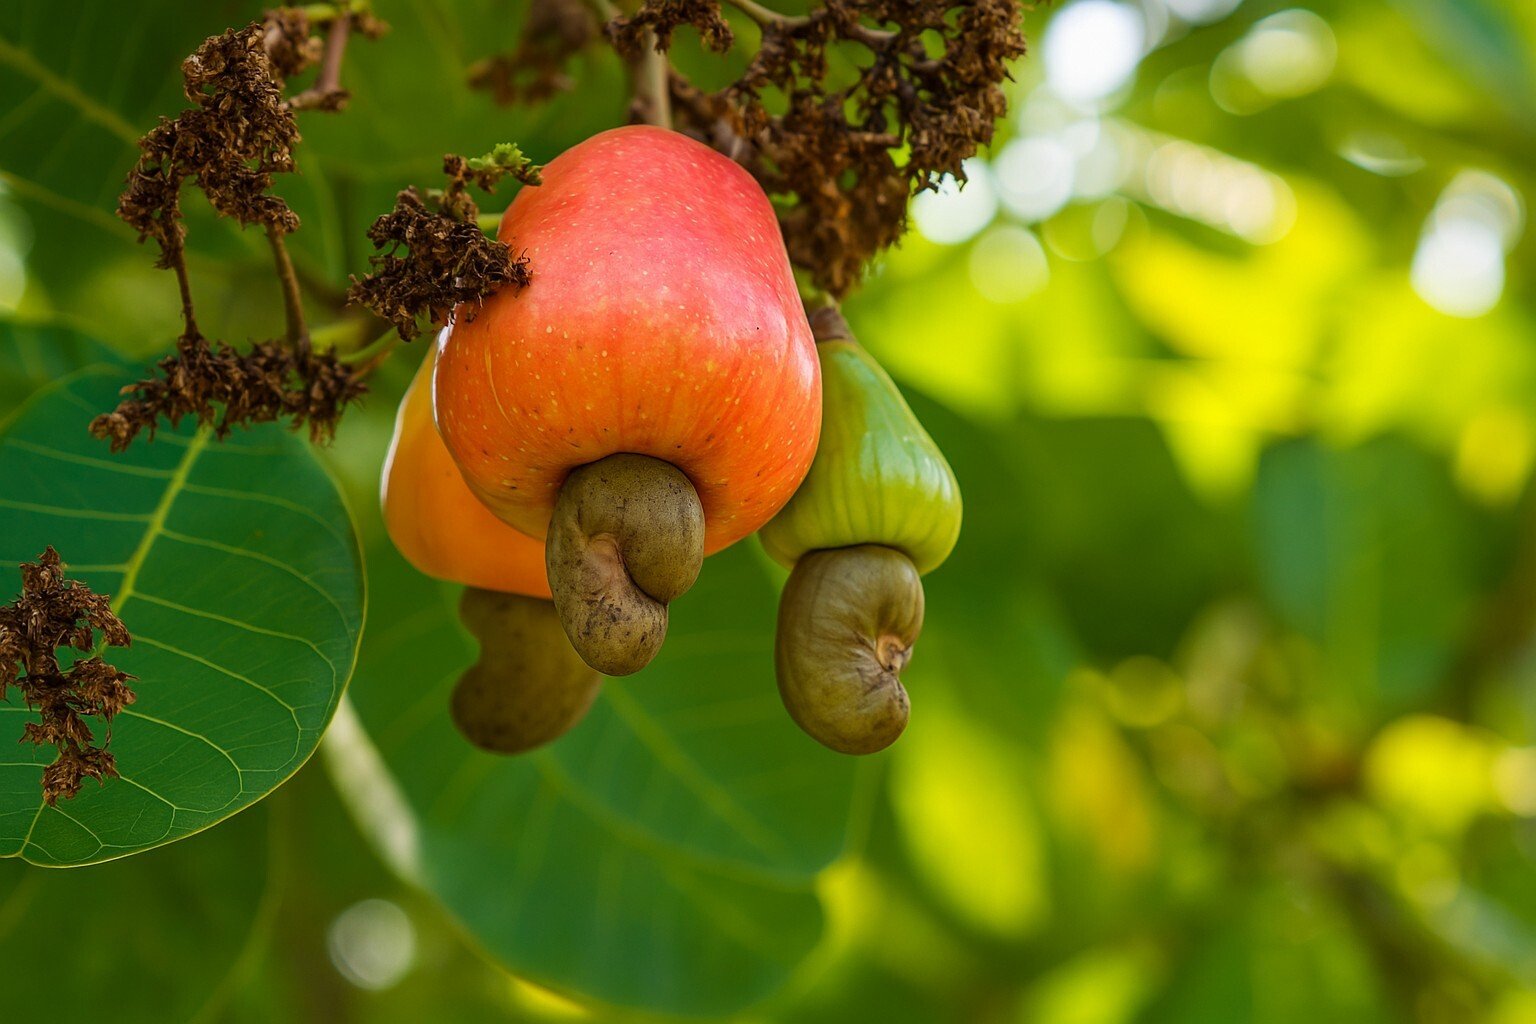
[
  {"left": 0, "top": 362, "right": 364, "bottom": 866},
  {"left": 0, "top": 796, "right": 278, "bottom": 1022},
  {"left": 0, "top": 319, "right": 114, "bottom": 428},
  {"left": 1251, "top": 436, "right": 1499, "bottom": 710},
  {"left": 327, "top": 476, "right": 861, "bottom": 1015}
]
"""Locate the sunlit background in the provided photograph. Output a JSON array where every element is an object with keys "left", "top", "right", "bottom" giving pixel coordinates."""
[{"left": 4, "top": 0, "right": 1536, "bottom": 1021}]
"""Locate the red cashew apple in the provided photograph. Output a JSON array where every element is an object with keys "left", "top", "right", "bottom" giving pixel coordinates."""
[{"left": 435, "top": 125, "right": 821, "bottom": 674}]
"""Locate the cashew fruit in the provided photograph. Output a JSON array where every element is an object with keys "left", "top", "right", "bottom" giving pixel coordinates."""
[
  {"left": 760, "top": 334, "right": 961, "bottom": 755},
  {"left": 435, "top": 125, "right": 821, "bottom": 674},
  {"left": 382, "top": 347, "right": 600, "bottom": 754},
  {"left": 382, "top": 341, "right": 550, "bottom": 597}
]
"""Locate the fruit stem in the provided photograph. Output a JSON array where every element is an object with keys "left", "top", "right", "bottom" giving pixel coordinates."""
[
  {"left": 309, "top": 317, "right": 374, "bottom": 353},
  {"left": 338, "top": 329, "right": 399, "bottom": 369},
  {"left": 807, "top": 303, "right": 852, "bottom": 344}
]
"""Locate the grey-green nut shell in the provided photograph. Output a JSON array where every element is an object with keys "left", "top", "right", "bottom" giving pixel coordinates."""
[
  {"left": 546, "top": 453, "right": 705, "bottom": 676},
  {"left": 775, "top": 544, "right": 924, "bottom": 755},
  {"left": 451, "top": 587, "right": 603, "bottom": 754}
]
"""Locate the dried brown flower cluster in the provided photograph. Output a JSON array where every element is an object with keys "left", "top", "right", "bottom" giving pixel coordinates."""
[
  {"left": 468, "top": 0, "right": 598, "bottom": 105},
  {"left": 680, "top": 0, "right": 1028, "bottom": 295},
  {"left": 466, "top": 1, "right": 1024, "bottom": 295},
  {"left": 0, "top": 549, "right": 136, "bottom": 805},
  {"left": 262, "top": 7, "right": 326, "bottom": 83},
  {"left": 118, "top": 21, "right": 304, "bottom": 271},
  {"left": 90, "top": 337, "right": 365, "bottom": 451},
  {"left": 107, "top": 9, "right": 383, "bottom": 450},
  {"left": 348, "top": 148, "right": 541, "bottom": 340},
  {"left": 609, "top": 0, "right": 735, "bottom": 54}
]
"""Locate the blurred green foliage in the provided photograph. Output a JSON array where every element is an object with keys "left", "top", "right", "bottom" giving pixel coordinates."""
[{"left": 4, "top": 0, "right": 1536, "bottom": 1021}]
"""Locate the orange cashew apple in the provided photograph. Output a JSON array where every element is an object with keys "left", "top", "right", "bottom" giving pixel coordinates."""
[
  {"left": 434, "top": 125, "right": 821, "bottom": 675},
  {"left": 382, "top": 345, "right": 600, "bottom": 754}
]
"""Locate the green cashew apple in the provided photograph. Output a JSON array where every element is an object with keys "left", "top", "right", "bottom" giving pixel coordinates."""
[
  {"left": 759, "top": 334, "right": 962, "bottom": 755},
  {"left": 759, "top": 340, "right": 961, "bottom": 573}
]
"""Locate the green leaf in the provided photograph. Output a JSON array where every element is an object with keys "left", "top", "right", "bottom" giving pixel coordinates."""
[
  {"left": 1389, "top": 0, "right": 1536, "bottom": 128},
  {"left": 327, "top": 525, "right": 860, "bottom": 1016},
  {"left": 0, "top": 319, "right": 115, "bottom": 429},
  {"left": 902, "top": 391, "right": 1084, "bottom": 742},
  {"left": 1139, "top": 885, "right": 1392, "bottom": 1024},
  {"left": 1010, "top": 416, "right": 1242, "bottom": 662},
  {"left": 0, "top": 361, "right": 364, "bottom": 866},
  {"left": 0, "top": 796, "right": 279, "bottom": 1022},
  {"left": 1251, "top": 436, "right": 1498, "bottom": 710}
]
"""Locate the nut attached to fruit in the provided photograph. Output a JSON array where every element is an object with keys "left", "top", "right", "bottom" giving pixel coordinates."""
[
  {"left": 382, "top": 347, "right": 600, "bottom": 754},
  {"left": 775, "top": 545, "right": 924, "bottom": 755},
  {"left": 435, "top": 125, "right": 821, "bottom": 675},
  {"left": 546, "top": 453, "right": 705, "bottom": 676},
  {"left": 762, "top": 328, "right": 961, "bottom": 755},
  {"left": 452, "top": 587, "right": 602, "bottom": 754}
]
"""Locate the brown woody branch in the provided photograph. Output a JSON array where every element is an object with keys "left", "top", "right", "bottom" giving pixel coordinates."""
[
  {"left": 171, "top": 252, "right": 200, "bottom": 340},
  {"left": 266, "top": 225, "right": 310, "bottom": 354},
  {"left": 286, "top": 14, "right": 353, "bottom": 111}
]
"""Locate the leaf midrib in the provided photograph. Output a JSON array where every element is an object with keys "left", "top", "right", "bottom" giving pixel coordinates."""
[{"left": 112, "top": 429, "right": 209, "bottom": 614}]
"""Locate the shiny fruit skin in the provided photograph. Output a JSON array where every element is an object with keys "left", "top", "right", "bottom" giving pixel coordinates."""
[
  {"left": 759, "top": 340, "right": 961, "bottom": 575},
  {"left": 382, "top": 342, "right": 552, "bottom": 598},
  {"left": 435, "top": 125, "right": 821, "bottom": 554}
]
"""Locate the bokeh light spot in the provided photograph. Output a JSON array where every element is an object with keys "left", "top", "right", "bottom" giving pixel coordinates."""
[
  {"left": 327, "top": 898, "right": 418, "bottom": 991},
  {"left": 994, "top": 136, "right": 1076, "bottom": 222},
  {"left": 911, "top": 160, "right": 998, "bottom": 245},
  {"left": 969, "top": 225, "right": 1050, "bottom": 303},
  {"left": 1043, "top": 1, "right": 1147, "bottom": 106}
]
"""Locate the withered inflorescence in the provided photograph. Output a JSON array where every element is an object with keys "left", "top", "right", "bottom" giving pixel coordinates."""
[
  {"left": 118, "top": 21, "right": 304, "bottom": 260},
  {"left": 103, "top": 10, "right": 377, "bottom": 450},
  {"left": 609, "top": 0, "right": 735, "bottom": 54},
  {"left": 348, "top": 148, "right": 541, "bottom": 340},
  {"left": 90, "top": 336, "right": 367, "bottom": 451},
  {"left": 467, "top": 0, "right": 1025, "bottom": 295},
  {"left": 628, "top": 0, "right": 1027, "bottom": 296},
  {"left": 0, "top": 549, "right": 136, "bottom": 805}
]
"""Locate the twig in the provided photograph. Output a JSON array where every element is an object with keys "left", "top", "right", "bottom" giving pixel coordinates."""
[
  {"left": 634, "top": 28, "right": 672, "bottom": 127},
  {"left": 585, "top": 0, "right": 671, "bottom": 126},
  {"left": 287, "top": 14, "right": 352, "bottom": 111},
  {"left": 340, "top": 329, "right": 399, "bottom": 370},
  {"left": 171, "top": 253, "right": 200, "bottom": 339},
  {"left": 266, "top": 225, "right": 310, "bottom": 354},
  {"left": 718, "top": 0, "right": 893, "bottom": 45},
  {"left": 720, "top": 0, "right": 809, "bottom": 29},
  {"left": 309, "top": 315, "right": 377, "bottom": 354}
]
